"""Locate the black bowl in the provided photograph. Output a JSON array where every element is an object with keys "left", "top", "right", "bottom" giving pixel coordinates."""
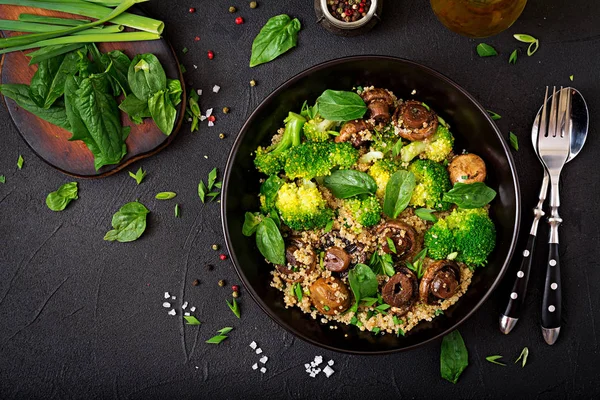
[{"left": 222, "top": 56, "right": 521, "bottom": 354}]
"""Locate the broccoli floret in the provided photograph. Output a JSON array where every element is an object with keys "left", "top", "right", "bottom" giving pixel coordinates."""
[
  {"left": 400, "top": 125, "right": 455, "bottom": 163},
  {"left": 370, "top": 124, "right": 398, "bottom": 154},
  {"left": 343, "top": 196, "right": 382, "bottom": 227},
  {"left": 275, "top": 180, "right": 334, "bottom": 230},
  {"left": 424, "top": 208, "right": 496, "bottom": 267},
  {"left": 254, "top": 112, "right": 306, "bottom": 175},
  {"left": 368, "top": 159, "right": 401, "bottom": 198},
  {"left": 303, "top": 115, "right": 337, "bottom": 142},
  {"left": 409, "top": 159, "right": 452, "bottom": 210},
  {"left": 284, "top": 141, "right": 359, "bottom": 180}
]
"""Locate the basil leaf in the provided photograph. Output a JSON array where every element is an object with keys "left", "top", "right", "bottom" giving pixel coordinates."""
[
  {"left": 348, "top": 263, "right": 378, "bottom": 308},
  {"left": 255, "top": 217, "right": 285, "bottom": 265},
  {"left": 119, "top": 95, "right": 151, "bottom": 124},
  {"left": 184, "top": 315, "right": 201, "bottom": 325},
  {"left": 128, "top": 53, "right": 167, "bottom": 101},
  {"left": 46, "top": 182, "right": 78, "bottom": 211},
  {"left": 0, "top": 84, "right": 70, "bottom": 131},
  {"left": 104, "top": 201, "right": 149, "bottom": 243},
  {"left": 149, "top": 90, "right": 177, "bottom": 136},
  {"left": 167, "top": 79, "right": 183, "bottom": 107},
  {"left": 415, "top": 208, "right": 437, "bottom": 222},
  {"left": 156, "top": 191, "right": 176, "bottom": 200},
  {"left": 515, "top": 347, "right": 529, "bottom": 367},
  {"left": 242, "top": 212, "right": 263, "bottom": 237},
  {"left": 442, "top": 182, "right": 497, "bottom": 208},
  {"left": 259, "top": 175, "right": 284, "bottom": 213},
  {"left": 101, "top": 50, "right": 131, "bottom": 95},
  {"left": 440, "top": 330, "right": 469, "bottom": 384},
  {"left": 315, "top": 89, "right": 367, "bottom": 121},
  {"left": 476, "top": 43, "right": 498, "bottom": 57},
  {"left": 383, "top": 170, "right": 416, "bottom": 218},
  {"left": 323, "top": 169, "right": 377, "bottom": 199},
  {"left": 249, "top": 14, "right": 301, "bottom": 67}
]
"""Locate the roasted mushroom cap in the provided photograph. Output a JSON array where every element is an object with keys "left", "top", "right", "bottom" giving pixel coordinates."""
[
  {"left": 382, "top": 267, "right": 418, "bottom": 316},
  {"left": 361, "top": 88, "right": 395, "bottom": 125},
  {"left": 324, "top": 246, "right": 351, "bottom": 272},
  {"left": 419, "top": 260, "right": 461, "bottom": 304},
  {"left": 448, "top": 153, "right": 487, "bottom": 185},
  {"left": 393, "top": 100, "right": 439, "bottom": 141},
  {"left": 336, "top": 119, "right": 370, "bottom": 148},
  {"left": 377, "top": 220, "right": 421, "bottom": 261},
  {"left": 310, "top": 277, "right": 352, "bottom": 315},
  {"left": 276, "top": 242, "right": 316, "bottom": 283}
]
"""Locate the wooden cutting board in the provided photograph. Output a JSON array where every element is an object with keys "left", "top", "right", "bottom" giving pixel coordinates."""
[{"left": 0, "top": 5, "right": 186, "bottom": 178}]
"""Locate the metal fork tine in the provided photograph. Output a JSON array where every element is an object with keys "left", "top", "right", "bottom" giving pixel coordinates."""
[
  {"left": 539, "top": 86, "right": 549, "bottom": 139},
  {"left": 548, "top": 86, "right": 558, "bottom": 137},
  {"left": 564, "top": 88, "right": 572, "bottom": 139}
]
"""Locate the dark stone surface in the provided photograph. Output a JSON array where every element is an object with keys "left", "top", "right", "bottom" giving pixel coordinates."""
[{"left": 1, "top": 0, "right": 599, "bottom": 398}]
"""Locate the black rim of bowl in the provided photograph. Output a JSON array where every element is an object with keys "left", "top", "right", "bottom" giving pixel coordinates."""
[{"left": 221, "top": 55, "right": 521, "bottom": 355}]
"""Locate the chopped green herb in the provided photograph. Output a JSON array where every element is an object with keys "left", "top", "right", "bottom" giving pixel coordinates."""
[
  {"left": 447, "top": 251, "right": 458, "bottom": 260},
  {"left": 226, "top": 298, "right": 241, "bottom": 318},
  {"left": 415, "top": 208, "right": 437, "bottom": 222},
  {"left": 183, "top": 315, "right": 201, "bottom": 325},
  {"left": 180, "top": 63, "right": 187, "bottom": 73},
  {"left": 386, "top": 237, "right": 397, "bottom": 254},
  {"left": 0, "top": 175, "right": 5, "bottom": 184},
  {"left": 208, "top": 167, "right": 218, "bottom": 190},
  {"left": 206, "top": 191, "right": 220, "bottom": 201},
  {"left": 397, "top": 328, "right": 405, "bottom": 337},
  {"left": 294, "top": 282, "right": 303, "bottom": 302},
  {"left": 372, "top": 327, "right": 381, "bottom": 335},
  {"left": 509, "top": 49, "right": 518, "bottom": 64},
  {"left": 392, "top": 138, "right": 403, "bottom": 157},
  {"left": 319, "top": 251, "right": 325, "bottom": 270},
  {"left": 435, "top": 309, "right": 444, "bottom": 316},
  {"left": 324, "top": 220, "right": 334, "bottom": 233},
  {"left": 17, "top": 155, "right": 24, "bottom": 169},
  {"left": 361, "top": 297, "right": 378, "bottom": 307},
  {"left": 214, "top": 182, "right": 222, "bottom": 189},
  {"left": 487, "top": 110, "right": 501, "bottom": 120},
  {"left": 129, "top": 167, "right": 146, "bottom": 185},
  {"left": 515, "top": 347, "right": 529, "bottom": 367},
  {"left": 323, "top": 305, "right": 330, "bottom": 311},
  {"left": 421, "top": 102, "right": 430, "bottom": 111},
  {"left": 392, "top": 315, "right": 403, "bottom": 325},
  {"left": 218, "top": 327, "right": 233, "bottom": 335},
  {"left": 569, "top": 75, "right": 574, "bottom": 81},
  {"left": 374, "top": 303, "right": 391, "bottom": 314},
  {"left": 182, "top": 47, "right": 188, "bottom": 54},
  {"left": 513, "top": 33, "right": 540, "bottom": 56},
  {"left": 486, "top": 355, "right": 506, "bottom": 366},
  {"left": 175, "top": 203, "right": 181, "bottom": 217},
  {"left": 205, "top": 334, "right": 228, "bottom": 344},
  {"left": 476, "top": 43, "right": 498, "bottom": 57},
  {"left": 198, "top": 180, "right": 207, "bottom": 202},
  {"left": 156, "top": 191, "right": 176, "bottom": 200},
  {"left": 509, "top": 132, "right": 519, "bottom": 151},
  {"left": 406, "top": 248, "right": 428, "bottom": 278}
]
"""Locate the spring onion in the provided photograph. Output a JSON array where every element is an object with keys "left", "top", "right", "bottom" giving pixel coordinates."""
[
  {"left": 19, "top": 14, "right": 91, "bottom": 26},
  {"left": 0, "top": 0, "right": 164, "bottom": 34},
  {"left": 82, "top": 0, "right": 123, "bottom": 6},
  {"left": 27, "top": 44, "right": 87, "bottom": 65},
  {"left": 0, "top": 20, "right": 123, "bottom": 34}
]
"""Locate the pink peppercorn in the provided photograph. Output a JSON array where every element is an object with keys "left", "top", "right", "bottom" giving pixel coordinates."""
[
  {"left": 232, "top": 285, "right": 239, "bottom": 292},
  {"left": 189, "top": 7, "right": 196, "bottom": 13},
  {"left": 219, "top": 254, "right": 227, "bottom": 260},
  {"left": 207, "top": 50, "right": 214, "bottom": 59},
  {"left": 194, "top": 36, "right": 200, "bottom": 41},
  {"left": 235, "top": 16, "right": 244, "bottom": 25}
]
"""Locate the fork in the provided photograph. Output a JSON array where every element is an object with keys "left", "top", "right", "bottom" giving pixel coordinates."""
[{"left": 537, "top": 86, "right": 572, "bottom": 345}]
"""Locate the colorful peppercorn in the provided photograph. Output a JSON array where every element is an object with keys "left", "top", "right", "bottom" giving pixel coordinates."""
[
  {"left": 232, "top": 285, "right": 240, "bottom": 292},
  {"left": 229, "top": 6, "right": 236, "bottom": 13},
  {"left": 232, "top": 291, "right": 239, "bottom": 298},
  {"left": 207, "top": 115, "right": 216, "bottom": 122},
  {"left": 235, "top": 17, "right": 244, "bottom": 25},
  {"left": 219, "top": 133, "right": 226, "bottom": 139},
  {"left": 218, "top": 279, "right": 226, "bottom": 287},
  {"left": 194, "top": 36, "right": 200, "bottom": 41},
  {"left": 212, "top": 244, "right": 220, "bottom": 251},
  {"left": 219, "top": 254, "right": 228, "bottom": 260},
  {"left": 249, "top": 1, "right": 258, "bottom": 8},
  {"left": 192, "top": 279, "right": 200, "bottom": 286},
  {"left": 250, "top": 79, "right": 256, "bottom": 87},
  {"left": 189, "top": 7, "right": 196, "bottom": 13},
  {"left": 222, "top": 107, "right": 230, "bottom": 114},
  {"left": 207, "top": 50, "right": 214, "bottom": 60}
]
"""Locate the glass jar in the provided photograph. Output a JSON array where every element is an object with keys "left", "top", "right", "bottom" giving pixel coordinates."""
[{"left": 430, "top": 0, "right": 527, "bottom": 38}]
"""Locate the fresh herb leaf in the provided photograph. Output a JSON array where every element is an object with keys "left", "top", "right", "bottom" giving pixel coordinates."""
[
  {"left": 569, "top": 75, "right": 574, "bottom": 81},
  {"left": 487, "top": 110, "right": 501, "bottom": 120},
  {"left": 198, "top": 180, "right": 207, "bottom": 202},
  {"left": 383, "top": 170, "right": 416, "bottom": 219},
  {"left": 182, "top": 47, "right": 188, "bottom": 54},
  {"left": 348, "top": 263, "right": 378, "bottom": 312},
  {"left": 256, "top": 216, "right": 285, "bottom": 265},
  {"left": 174, "top": 203, "right": 180, "bottom": 217},
  {"left": 372, "top": 327, "right": 381, "bottom": 335},
  {"left": 103, "top": 201, "right": 149, "bottom": 243},
  {"left": 206, "top": 192, "right": 220, "bottom": 201},
  {"left": 101, "top": 50, "right": 132, "bottom": 96},
  {"left": 205, "top": 335, "right": 228, "bottom": 344},
  {"left": 386, "top": 237, "right": 397, "bottom": 254},
  {"left": 415, "top": 208, "right": 437, "bottom": 222},
  {"left": 509, "top": 49, "right": 518, "bottom": 64},
  {"left": 323, "top": 305, "right": 330, "bottom": 311},
  {"left": 156, "top": 191, "right": 176, "bottom": 200},
  {"left": 128, "top": 53, "right": 167, "bottom": 101},
  {"left": 243, "top": 212, "right": 263, "bottom": 236},
  {"left": 515, "top": 347, "right": 529, "bottom": 367},
  {"left": 183, "top": 315, "right": 201, "bottom": 325},
  {"left": 406, "top": 248, "right": 428, "bottom": 279},
  {"left": 315, "top": 89, "right": 367, "bottom": 121},
  {"left": 374, "top": 303, "right": 391, "bottom": 314},
  {"left": 369, "top": 252, "right": 394, "bottom": 277},
  {"left": 440, "top": 330, "right": 469, "bottom": 384},
  {"left": 486, "top": 355, "right": 506, "bottom": 366},
  {"left": 119, "top": 94, "right": 150, "bottom": 124},
  {"left": 476, "top": 43, "right": 498, "bottom": 57},
  {"left": 447, "top": 251, "right": 458, "bottom": 260},
  {"left": 226, "top": 298, "right": 241, "bottom": 319},
  {"left": 0, "top": 175, "right": 5, "bottom": 184},
  {"left": 250, "top": 14, "right": 301, "bottom": 67},
  {"left": 323, "top": 169, "right": 377, "bottom": 199},
  {"left": 129, "top": 167, "right": 146, "bottom": 185},
  {"left": 324, "top": 220, "right": 334, "bottom": 233},
  {"left": 148, "top": 89, "right": 177, "bottom": 136},
  {"left": 392, "top": 138, "right": 403, "bottom": 157},
  {"left": 46, "top": 181, "right": 78, "bottom": 211},
  {"left": 218, "top": 327, "right": 233, "bottom": 335},
  {"left": 513, "top": 33, "right": 537, "bottom": 43},
  {"left": 30, "top": 51, "right": 80, "bottom": 109},
  {"left": 17, "top": 155, "right": 24, "bottom": 170},
  {"left": 319, "top": 251, "right": 325, "bottom": 270},
  {"left": 435, "top": 309, "right": 444, "bottom": 316},
  {"left": 361, "top": 297, "right": 378, "bottom": 307},
  {"left": 392, "top": 315, "right": 403, "bottom": 325},
  {"left": 214, "top": 182, "right": 222, "bottom": 189},
  {"left": 509, "top": 131, "right": 519, "bottom": 151},
  {"left": 294, "top": 283, "right": 303, "bottom": 302},
  {"left": 442, "top": 182, "right": 497, "bottom": 208},
  {"left": 397, "top": 328, "right": 405, "bottom": 337},
  {"left": 208, "top": 167, "right": 218, "bottom": 190},
  {"left": 167, "top": 79, "right": 183, "bottom": 107}
]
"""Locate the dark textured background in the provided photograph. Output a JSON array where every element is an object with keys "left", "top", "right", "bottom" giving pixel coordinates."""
[{"left": 1, "top": 0, "right": 599, "bottom": 399}]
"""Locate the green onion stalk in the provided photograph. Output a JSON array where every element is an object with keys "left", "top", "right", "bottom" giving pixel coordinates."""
[
  {"left": 18, "top": 14, "right": 91, "bottom": 26},
  {"left": 27, "top": 43, "right": 86, "bottom": 65},
  {"left": 0, "top": 20, "right": 123, "bottom": 34}
]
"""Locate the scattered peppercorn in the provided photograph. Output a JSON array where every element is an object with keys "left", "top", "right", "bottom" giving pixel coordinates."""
[
  {"left": 232, "top": 291, "right": 239, "bottom": 298},
  {"left": 328, "top": 0, "right": 371, "bottom": 22},
  {"left": 219, "top": 133, "right": 226, "bottom": 139},
  {"left": 232, "top": 285, "right": 240, "bottom": 292},
  {"left": 212, "top": 244, "right": 220, "bottom": 251},
  {"left": 218, "top": 279, "right": 226, "bottom": 287},
  {"left": 207, "top": 115, "right": 216, "bottom": 122},
  {"left": 189, "top": 7, "right": 196, "bottom": 13},
  {"left": 235, "top": 16, "right": 244, "bottom": 25},
  {"left": 249, "top": 1, "right": 257, "bottom": 8},
  {"left": 222, "top": 107, "right": 230, "bottom": 114},
  {"left": 229, "top": 6, "right": 236, "bottom": 13},
  {"left": 250, "top": 79, "right": 256, "bottom": 87},
  {"left": 206, "top": 264, "right": 214, "bottom": 271},
  {"left": 194, "top": 36, "right": 200, "bottom": 41},
  {"left": 192, "top": 279, "right": 200, "bottom": 286},
  {"left": 219, "top": 254, "right": 228, "bottom": 260},
  {"left": 207, "top": 50, "right": 214, "bottom": 60}
]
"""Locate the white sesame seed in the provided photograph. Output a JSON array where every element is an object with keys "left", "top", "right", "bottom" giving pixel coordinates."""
[
  {"left": 323, "top": 366, "right": 335, "bottom": 377},
  {"left": 213, "top": 85, "right": 220, "bottom": 93},
  {"left": 162, "top": 302, "right": 171, "bottom": 308},
  {"left": 255, "top": 348, "right": 262, "bottom": 354},
  {"left": 260, "top": 367, "right": 267, "bottom": 373},
  {"left": 259, "top": 356, "right": 268, "bottom": 364},
  {"left": 190, "top": 307, "right": 196, "bottom": 312},
  {"left": 168, "top": 309, "right": 176, "bottom": 316},
  {"left": 252, "top": 363, "right": 258, "bottom": 370},
  {"left": 182, "top": 302, "right": 188, "bottom": 309},
  {"left": 250, "top": 341, "right": 257, "bottom": 350}
]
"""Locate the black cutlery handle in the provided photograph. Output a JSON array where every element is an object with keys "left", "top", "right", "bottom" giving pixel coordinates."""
[
  {"left": 502, "top": 234, "right": 536, "bottom": 320},
  {"left": 542, "top": 243, "right": 561, "bottom": 330}
]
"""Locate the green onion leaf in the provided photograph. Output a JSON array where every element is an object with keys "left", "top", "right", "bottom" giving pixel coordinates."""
[
  {"left": 386, "top": 237, "right": 397, "bottom": 254},
  {"left": 569, "top": 75, "right": 574, "bottom": 81},
  {"left": 226, "top": 298, "right": 241, "bottom": 319},
  {"left": 476, "top": 43, "right": 498, "bottom": 57},
  {"left": 392, "top": 138, "right": 403, "bottom": 157},
  {"left": 324, "top": 220, "right": 334, "bottom": 233},
  {"left": 155, "top": 191, "right": 176, "bottom": 200},
  {"left": 487, "top": 110, "right": 501, "bottom": 120},
  {"left": 16, "top": 155, "right": 24, "bottom": 169},
  {"left": 515, "top": 347, "right": 529, "bottom": 367},
  {"left": 208, "top": 167, "right": 218, "bottom": 190},
  {"left": 205, "top": 335, "right": 228, "bottom": 344},
  {"left": 509, "top": 49, "right": 518, "bottom": 64},
  {"left": 294, "top": 283, "right": 303, "bottom": 302},
  {"left": 218, "top": 327, "right": 233, "bottom": 335},
  {"left": 0, "top": 175, "right": 5, "bottom": 184},
  {"left": 527, "top": 40, "right": 539, "bottom": 56},
  {"left": 174, "top": 203, "right": 180, "bottom": 217},
  {"left": 509, "top": 131, "right": 519, "bottom": 151},
  {"left": 129, "top": 167, "right": 146, "bottom": 185},
  {"left": 486, "top": 355, "right": 506, "bottom": 366},
  {"left": 513, "top": 33, "right": 537, "bottom": 43},
  {"left": 198, "top": 180, "right": 207, "bottom": 203},
  {"left": 183, "top": 315, "right": 201, "bottom": 325}
]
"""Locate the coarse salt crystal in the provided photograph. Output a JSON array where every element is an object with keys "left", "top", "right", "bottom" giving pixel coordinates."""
[
  {"left": 328, "top": 360, "right": 334, "bottom": 366},
  {"left": 164, "top": 292, "right": 170, "bottom": 299},
  {"left": 162, "top": 302, "right": 171, "bottom": 308},
  {"left": 252, "top": 363, "right": 258, "bottom": 370},
  {"left": 199, "top": 115, "right": 207, "bottom": 121},
  {"left": 213, "top": 85, "right": 220, "bottom": 93},
  {"left": 197, "top": 89, "right": 202, "bottom": 96},
  {"left": 411, "top": 89, "right": 417, "bottom": 95},
  {"left": 184, "top": 312, "right": 190, "bottom": 316},
  {"left": 250, "top": 341, "right": 257, "bottom": 349},
  {"left": 304, "top": 363, "right": 310, "bottom": 369},
  {"left": 309, "top": 373, "right": 316, "bottom": 378},
  {"left": 314, "top": 356, "right": 323, "bottom": 365},
  {"left": 259, "top": 356, "right": 268, "bottom": 364},
  {"left": 323, "top": 366, "right": 335, "bottom": 377},
  {"left": 168, "top": 309, "right": 176, "bottom": 316},
  {"left": 193, "top": 65, "right": 198, "bottom": 69},
  {"left": 182, "top": 302, "right": 188, "bottom": 309},
  {"left": 260, "top": 367, "right": 267, "bottom": 374},
  {"left": 205, "top": 108, "right": 213, "bottom": 117},
  {"left": 255, "top": 348, "right": 262, "bottom": 354},
  {"left": 208, "top": 121, "right": 214, "bottom": 127},
  {"left": 190, "top": 307, "right": 196, "bottom": 312}
]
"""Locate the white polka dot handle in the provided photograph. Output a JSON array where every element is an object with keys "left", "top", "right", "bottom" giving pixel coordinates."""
[{"left": 542, "top": 243, "right": 561, "bottom": 335}]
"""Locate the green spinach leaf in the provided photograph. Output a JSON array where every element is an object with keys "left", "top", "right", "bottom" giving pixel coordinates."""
[
  {"left": 369, "top": 252, "right": 394, "bottom": 277},
  {"left": 128, "top": 53, "right": 167, "bottom": 101},
  {"left": 104, "top": 201, "right": 149, "bottom": 243},
  {"left": 315, "top": 89, "right": 367, "bottom": 121},
  {"left": 0, "top": 84, "right": 70, "bottom": 130},
  {"left": 440, "top": 330, "right": 469, "bottom": 384},
  {"left": 148, "top": 89, "right": 176, "bottom": 136},
  {"left": 323, "top": 169, "right": 377, "bottom": 199},
  {"left": 46, "top": 181, "right": 78, "bottom": 211},
  {"left": 442, "top": 182, "right": 497, "bottom": 208},
  {"left": 167, "top": 78, "right": 182, "bottom": 107},
  {"left": 348, "top": 263, "right": 378, "bottom": 311},
  {"left": 101, "top": 50, "right": 131, "bottom": 95},
  {"left": 255, "top": 216, "right": 285, "bottom": 265},
  {"left": 119, "top": 94, "right": 151, "bottom": 124},
  {"left": 383, "top": 170, "right": 416, "bottom": 218},
  {"left": 242, "top": 212, "right": 263, "bottom": 237},
  {"left": 250, "top": 14, "right": 301, "bottom": 67},
  {"left": 30, "top": 51, "right": 80, "bottom": 109}
]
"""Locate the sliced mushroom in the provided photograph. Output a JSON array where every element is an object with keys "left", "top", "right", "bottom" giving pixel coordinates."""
[
  {"left": 419, "top": 260, "right": 461, "bottom": 304},
  {"left": 361, "top": 88, "right": 395, "bottom": 125},
  {"left": 336, "top": 119, "right": 370, "bottom": 148},
  {"left": 310, "top": 277, "right": 352, "bottom": 315},
  {"left": 377, "top": 220, "right": 421, "bottom": 261},
  {"left": 448, "top": 153, "right": 487, "bottom": 185},
  {"left": 382, "top": 267, "right": 418, "bottom": 316},
  {"left": 344, "top": 243, "right": 368, "bottom": 265},
  {"left": 276, "top": 242, "right": 316, "bottom": 283},
  {"left": 324, "top": 246, "right": 351, "bottom": 272},
  {"left": 393, "top": 100, "right": 439, "bottom": 141}
]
